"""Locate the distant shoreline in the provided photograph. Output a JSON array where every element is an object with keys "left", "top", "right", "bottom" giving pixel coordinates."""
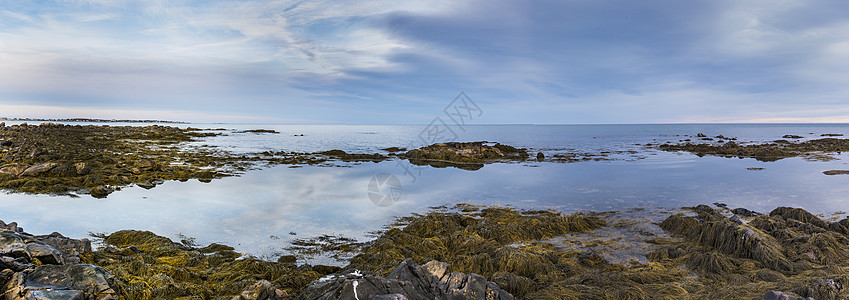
[{"left": 0, "top": 117, "right": 186, "bottom": 124}]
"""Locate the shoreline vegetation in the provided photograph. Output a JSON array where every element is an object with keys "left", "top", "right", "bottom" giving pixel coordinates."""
[{"left": 3, "top": 203, "right": 849, "bottom": 299}]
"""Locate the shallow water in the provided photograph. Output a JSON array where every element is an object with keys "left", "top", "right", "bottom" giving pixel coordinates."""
[{"left": 3, "top": 123, "right": 849, "bottom": 262}]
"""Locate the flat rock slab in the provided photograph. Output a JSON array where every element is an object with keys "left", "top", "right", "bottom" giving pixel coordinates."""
[{"left": 4, "top": 264, "right": 118, "bottom": 300}]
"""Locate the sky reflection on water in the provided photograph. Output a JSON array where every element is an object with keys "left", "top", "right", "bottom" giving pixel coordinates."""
[{"left": 3, "top": 149, "right": 849, "bottom": 262}]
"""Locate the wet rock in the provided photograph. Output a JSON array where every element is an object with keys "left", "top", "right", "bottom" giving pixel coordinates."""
[
  {"left": 3, "top": 264, "right": 119, "bottom": 300},
  {"left": 764, "top": 290, "right": 813, "bottom": 300},
  {"left": 19, "top": 163, "right": 59, "bottom": 176},
  {"left": 783, "top": 135, "right": 804, "bottom": 139},
  {"left": 536, "top": 152, "right": 544, "bottom": 161},
  {"left": 697, "top": 133, "right": 707, "bottom": 137},
  {"left": 232, "top": 280, "right": 288, "bottom": 300},
  {"left": 298, "top": 259, "right": 514, "bottom": 300},
  {"left": 821, "top": 133, "right": 843, "bottom": 137}
]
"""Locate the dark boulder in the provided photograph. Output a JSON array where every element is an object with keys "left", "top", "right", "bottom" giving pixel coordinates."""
[{"left": 297, "top": 259, "right": 514, "bottom": 300}]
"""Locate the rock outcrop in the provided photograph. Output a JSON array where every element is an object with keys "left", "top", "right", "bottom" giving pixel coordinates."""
[
  {"left": 298, "top": 259, "right": 514, "bottom": 300},
  {"left": 0, "top": 219, "right": 117, "bottom": 300}
]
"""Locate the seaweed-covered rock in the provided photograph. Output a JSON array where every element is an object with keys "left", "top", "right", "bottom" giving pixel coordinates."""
[
  {"left": 660, "top": 213, "right": 792, "bottom": 274},
  {"left": 403, "top": 142, "right": 529, "bottom": 170},
  {"left": 658, "top": 138, "right": 849, "bottom": 161}
]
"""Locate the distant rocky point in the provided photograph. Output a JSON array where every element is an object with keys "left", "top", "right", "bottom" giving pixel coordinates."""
[{"left": 0, "top": 117, "right": 186, "bottom": 124}]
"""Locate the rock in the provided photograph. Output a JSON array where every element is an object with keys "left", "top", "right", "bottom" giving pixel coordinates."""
[
  {"left": 783, "top": 135, "right": 804, "bottom": 139},
  {"left": 764, "top": 290, "right": 813, "bottom": 300},
  {"left": 27, "top": 148, "right": 46, "bottom": 159},
  {"left": 732, "top": 208, "right": 760, "bottom": 217},
  {"left": 697, "top": 133, "right": 707, "bottom": 137},
  {"left": 21, "top": 289, "right": 85, "bottom": 299},
  {"left": 0, "top": 232, "right": 31, "bottom": 260},
  {"left": 232, "top": 280, "right": 288, "bottom": 300},
  {"left": 729, "top": 215, "right": 744, "bottom": 225},
  {"left": 298, "top": 269, "right": 425, "bottom": 300},
  {"left": 821, "top": 133, "right": 843, "bottom": 137},
  {"left": 823, "top": 170, "right": 849, "bottom": 175},
  {"left": 298, "top": 259, "right": 515, "bottom": 300},
  {"left": 3, "top": 264, "right": 119, "bottom": 300},
  {"left": 19, "top": 163, "right": 59, "bottom": 176},
  {"left": 0, "top": 140, "right": 11, "bottom": 147},
  {"left": 0, "top": 122, "right": 4, "bottom": 127},
  {"left": 370, "top": 294, "right": 407, "bottom": 300},
  {"left": 0, "top": 164, "right": 28, "bottom": 176},
  {"left": 0, "top": 256, "right": 33, "bottom": 272},
  {"left": 135, "top": 159, "right": 155, "bottom": 170},
  {"left": 536, "top": 152, "right": 544, "bottom": 161},
  {"left": 74, "top": 162, "right": 90, "bottom": 175},
  {"left": 277, "top": 255, "right": 297, "bottom": 264},
  {"left": 35, "top": 234, "right": 91, "bottom": 265},
  {"left": 130, "top": 167, "right": 141, "bottom": 175},
  {"left": 25, "top": 242, "right": 64, "bottom": 265}
]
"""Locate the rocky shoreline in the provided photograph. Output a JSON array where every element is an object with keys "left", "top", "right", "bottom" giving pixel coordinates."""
[
  {"left": 0, "top": 123, "right": 547, "bottom": 198},
  {"left": 656, "top": 135, "right": 849, "bottom": 162},
  {"left": 4, "top": 204, "right": 849, "bottom": 299}
]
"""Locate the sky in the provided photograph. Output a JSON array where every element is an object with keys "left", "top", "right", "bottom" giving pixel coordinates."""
[{"left": 1, "top": 0, "right": 849, "bottom": 124}]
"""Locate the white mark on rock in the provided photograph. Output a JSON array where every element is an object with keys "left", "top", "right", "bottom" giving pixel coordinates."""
[{"left": 352, "top": 280, "right": 360, "bottom": 300}]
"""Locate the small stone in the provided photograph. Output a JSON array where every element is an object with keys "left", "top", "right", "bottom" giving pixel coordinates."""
[{"left": 74, "top": 162, "right": 90, "bottom": 175}]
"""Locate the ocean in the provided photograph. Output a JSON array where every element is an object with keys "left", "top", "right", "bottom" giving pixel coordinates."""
[{"left": 3, "top": 122, "right": 849, "bottom": 263}]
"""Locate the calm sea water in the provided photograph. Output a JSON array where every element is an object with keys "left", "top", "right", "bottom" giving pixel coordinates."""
[{"left": 3, "top": 123, "right": 849, "bottom": 262}]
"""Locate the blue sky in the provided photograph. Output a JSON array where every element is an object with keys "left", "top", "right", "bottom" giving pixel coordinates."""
[{"left": 1, "top": 0, "right": 849, "bottom": 124}]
